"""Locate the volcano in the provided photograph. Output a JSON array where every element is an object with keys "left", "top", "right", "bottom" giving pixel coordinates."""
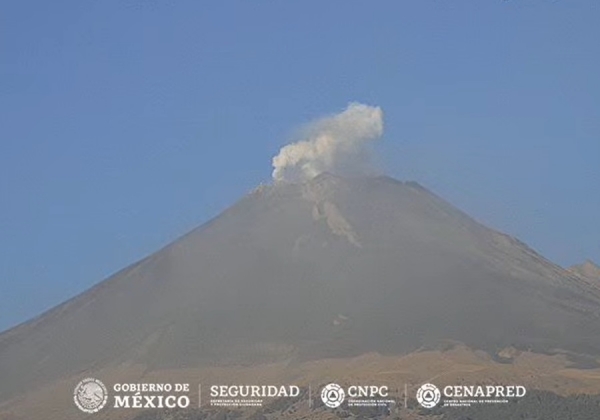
[{"left": 1, "top": 174, "right": 600, "bottom": 417}]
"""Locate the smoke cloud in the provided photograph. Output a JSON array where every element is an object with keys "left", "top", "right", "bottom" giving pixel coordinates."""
[{"left": 272, "top": 103, "right": 384, "bottom": 182}]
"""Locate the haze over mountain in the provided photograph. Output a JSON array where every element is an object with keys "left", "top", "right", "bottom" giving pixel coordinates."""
[
  {"left": 2, "top": 173, "right": 600, "bottom": 412},
  {"left": 570, "top": 260, "right": 600, "bottom": 283}
]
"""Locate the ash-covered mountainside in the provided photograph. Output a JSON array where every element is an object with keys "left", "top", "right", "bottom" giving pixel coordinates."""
[{"left": 1, "top": 174, "right": 600, "bottom": 402}]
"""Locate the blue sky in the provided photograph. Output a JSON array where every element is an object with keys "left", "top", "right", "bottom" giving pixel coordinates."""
[{"left": 1, "top": 1, "right": 598, "bottom": 332}]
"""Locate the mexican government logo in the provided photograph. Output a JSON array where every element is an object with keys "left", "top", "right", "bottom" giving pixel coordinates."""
[
  {"left": 74, "top": 378, "right": 108, "bottom": 413},
  {"left": 321, "top": 383, "right": 345, "bottom": 408},
  {"left": 416, "top": 383, "right": 441, "bottom": 408},
  {"left": 74, "top": 379, "right": 192, "bottom": 412}
]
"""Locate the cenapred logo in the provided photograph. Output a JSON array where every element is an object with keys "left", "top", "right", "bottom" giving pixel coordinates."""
[
  {"left": 74, "top": 378, "right": 108, "bottom": 413},
  {"left": 416, "top": 383, "right": 441, "bottom": 408},
  {"left": 416, "top": 382, "right": 527, "bottom": 409},
  {"left": 321, "top": 383, "right": 345, "bottom": 408}
]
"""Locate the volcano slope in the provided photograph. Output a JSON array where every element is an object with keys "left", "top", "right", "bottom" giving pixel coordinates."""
[{"left": 1, "top": 174, "right": 600, "bottom": 415}]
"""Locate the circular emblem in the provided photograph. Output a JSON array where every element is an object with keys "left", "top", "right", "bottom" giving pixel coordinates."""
[
  {"left": 74, "top": 378, "right": 108, "bottom": 413},
  {"left": 416, "top": 383, "right": 441, "bottom": 408},
  {"left": 321, "top": 383, "right": 345, "bottom": 408}
]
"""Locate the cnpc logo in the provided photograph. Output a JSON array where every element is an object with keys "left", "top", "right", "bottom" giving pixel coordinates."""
[{"left": 320, "top": 383, "right": 389, "bottom": 408}]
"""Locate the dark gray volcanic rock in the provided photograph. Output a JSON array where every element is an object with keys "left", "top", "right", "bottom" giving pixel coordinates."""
[{"left": 1, "top": 174, "right": 600, "bottom": 402}]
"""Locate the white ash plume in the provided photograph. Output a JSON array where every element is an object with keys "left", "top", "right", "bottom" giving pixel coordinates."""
[{"left": 272, "top": 102, "right": 384, "bottom": 182}]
